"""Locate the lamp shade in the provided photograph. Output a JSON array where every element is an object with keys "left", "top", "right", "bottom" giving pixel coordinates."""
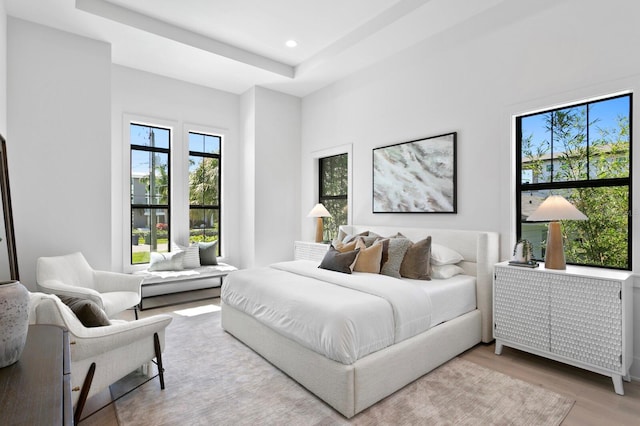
[
  {"left": 526, "top": 195, "right": 587, "bottom": 222},
  {"left": 307, "top": 203, "right": 331, "bottom": 218}
]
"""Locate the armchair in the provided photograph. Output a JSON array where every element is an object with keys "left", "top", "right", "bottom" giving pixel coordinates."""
[
  {"left": 28, "top": 292, "right": 172, "bottom": 423},
  {"left": 36, "top": 252, "right": 142, "bottom": 318}
]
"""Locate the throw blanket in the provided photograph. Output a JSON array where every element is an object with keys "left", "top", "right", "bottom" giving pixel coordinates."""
[{"left": 222, "top": 260, "right": 432, "bottom": 364}]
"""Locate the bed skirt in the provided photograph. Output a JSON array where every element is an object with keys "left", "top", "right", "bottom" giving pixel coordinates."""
[{"left": 221, "top": 302, "right": 482, "bottom": 418}]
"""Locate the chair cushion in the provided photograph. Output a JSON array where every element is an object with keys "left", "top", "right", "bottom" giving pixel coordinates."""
[{"left": 58, "top": 295, "right": 111, "bottom": 327}]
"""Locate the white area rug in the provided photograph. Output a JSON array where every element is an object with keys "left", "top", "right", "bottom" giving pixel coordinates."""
[{"left": 112, "top": 309, "right": 574, "bottom": 425}]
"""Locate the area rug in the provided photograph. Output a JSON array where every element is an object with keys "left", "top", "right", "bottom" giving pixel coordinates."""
[{"left": 112, "top": 307, "right": 574, "bottom": 425}]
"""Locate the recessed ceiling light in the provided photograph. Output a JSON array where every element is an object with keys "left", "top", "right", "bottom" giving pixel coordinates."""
[{"left": 285, "top": 40, "right": 298, "bottom": 48}]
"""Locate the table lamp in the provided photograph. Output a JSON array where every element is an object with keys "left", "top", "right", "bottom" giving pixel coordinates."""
[
  {"left": 526, "top": 195, "right": 587, "bottom": 270},
  {"left": 307, "top": 203, "right": 331, "bottom": 243}
]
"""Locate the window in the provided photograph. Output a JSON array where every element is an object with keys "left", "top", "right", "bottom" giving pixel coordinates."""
[
  {"left": 130, "top": 123, "right": 171, "bottom": 264},
  {"left": 319, "top": 153, "right": 348, "bottom": 241},
  {"left": 188, "top": 132, "right": 221, "bottom": 254},
  {"left": 517, "top": 94, "right": 631, "bottom": 269}
]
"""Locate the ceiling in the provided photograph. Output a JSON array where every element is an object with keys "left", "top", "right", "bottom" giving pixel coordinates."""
[{"left": 5, "top": 0, "right": 510, "bottom": 97}]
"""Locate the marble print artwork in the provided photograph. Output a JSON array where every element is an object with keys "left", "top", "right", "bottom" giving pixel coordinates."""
[{"left": 373, "top": 134, "right": 456, "bottom": 212}]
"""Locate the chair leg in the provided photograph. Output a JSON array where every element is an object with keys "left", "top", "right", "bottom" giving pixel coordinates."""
[
  {"left": 74, "top": 362, "right": 96, "bottom": 425},
  {"left": 134, "top": 305, "right": 139, "bottom": 320},
  {"left": 153, "top": 332, "right": 165, "bottom": 389}
]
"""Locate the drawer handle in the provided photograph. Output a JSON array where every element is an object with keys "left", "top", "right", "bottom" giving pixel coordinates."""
[
  {"left": 70, "top": 341, "right": 76, "bottom": 345},
  {"left": 72, "top": 386, "right": 80, "bottom": 392}
]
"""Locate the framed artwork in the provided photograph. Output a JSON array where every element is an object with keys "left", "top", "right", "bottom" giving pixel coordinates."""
[{"left": 372, "top": 132, "right": 457, "bottom": 213}]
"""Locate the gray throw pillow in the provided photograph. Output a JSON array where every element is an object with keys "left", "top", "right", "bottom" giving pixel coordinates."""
[
  {"left": 380, "top": 237, "right": 413, "bottom": 278},
  {"left": 318, "top": 245, "right": 360, "bottom": 274},
  {"left": 198, "top": 241, "right": 219, "bottom": 265},
  {"left": 58, "top": 295, "right": 111, "bottom": 327},
  {"left": 400, "top": 236, "right": 432, "bottom": 280}
]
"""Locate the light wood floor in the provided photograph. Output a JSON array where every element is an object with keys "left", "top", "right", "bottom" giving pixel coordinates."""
[{"left": 79, "top": 291, "right": 640, "bottom": 425}]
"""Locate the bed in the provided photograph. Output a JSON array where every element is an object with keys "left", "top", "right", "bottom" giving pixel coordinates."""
[{"left": 221, "top": 225, "right": 499, "bottom": 418}]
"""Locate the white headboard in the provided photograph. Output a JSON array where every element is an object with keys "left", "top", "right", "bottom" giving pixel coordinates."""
[{"left": 340, "top": 225, "right": 500, "bottom": 343}]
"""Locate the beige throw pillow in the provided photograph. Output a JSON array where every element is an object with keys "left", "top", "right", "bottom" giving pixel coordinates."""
[
  {"left": 334, "top": 240, "right": 358, "bottom": 253},
  {"left": 354, "top": 238, "right": 383, "bottom": 273}
]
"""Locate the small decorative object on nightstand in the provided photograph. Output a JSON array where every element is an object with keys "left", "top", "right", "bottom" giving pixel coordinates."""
[
  {"left": 509, "top": 239, "right": 538, "bottom": 267},
  {"left": 493, "top": 261, "right": 633, "bottom": 395}
]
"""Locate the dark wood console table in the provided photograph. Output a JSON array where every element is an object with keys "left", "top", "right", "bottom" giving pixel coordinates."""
[{"left": 0, "top": 325, "right": 72, "bottom": 425}]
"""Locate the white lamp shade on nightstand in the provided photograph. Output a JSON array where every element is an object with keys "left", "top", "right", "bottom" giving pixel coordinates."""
[
  {"left": 526, "top": 195, "right": 587, "bottom": 270},
  {"left": 307, "top": 203, "right": 331, "bottom": 243}
]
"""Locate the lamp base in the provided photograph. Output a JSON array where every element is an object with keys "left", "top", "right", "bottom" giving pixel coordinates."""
[
  {"left": 314, "top": 217, "right": 324, "bottom": 243},
  {"left": 544, "top": 221, "right": 566, "bottom": 270}
]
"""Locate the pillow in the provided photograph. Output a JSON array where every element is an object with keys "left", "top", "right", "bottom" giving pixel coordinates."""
[
  {"left": 334, "top": 240, "right": 358, "bottom": 253},
  {"left": 380, "top": 237, "right": 413, "bottom": 278},
  {"left": 342, "top": 231, "right": 369, "bottom": 244},
  {"left": 172, "top": 242, "right": 201, "bottom": 269},
  {"left": 149, "top": 251, "right": 185, "bottom": 271},
  {"left": 318, "top": 245, "right": 360, "bottom": 274},
  {"left": 431, "top": 243, "right": 464, "bottom": 265},
  {"left": 375, "top": 238, "right": 390, "bottom": 269},
  {"left": 333, "top": 228, "right": 348, "bottom": 246},
  {"left": 431, "top": 264, "right": 465, "bottom": 279},
  {"left": 359, "top": 232, "right": 381, "bottom": 247},
  {"left": 58, "top": 295, "right": 111, "bottom": 327},
  {"left": 400, "top": 236, "right": 432, "bottom": 280},
  {"left": 354, "top": 238, "right": 383, "bottom": 273},
  {"left": 198, "top": 241, "right": 219, "bottom": 265}
]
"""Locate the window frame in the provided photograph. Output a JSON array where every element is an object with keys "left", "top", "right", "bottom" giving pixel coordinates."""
[
  {"left": 129, "top": 121, "right": 172, "bottom": 265},
  {"left": 311, "top": 144, "right": 353, "bottom": 239},
  {"left": 515, "top": 93, "right": 632, "bottom": 270},
  {"left": 318, "top": 153, "right": 349, "bottom": 241},
  {"left": 187, "top": 130, "right": 222, "bottom": 255}
]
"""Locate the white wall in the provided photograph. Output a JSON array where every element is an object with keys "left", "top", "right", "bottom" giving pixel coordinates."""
[
  {"left": 301, "top": 0, "right": 640, "bottom": 377},
  {"left": 7, "top": 18, "right": 111, "bottom": 289},
  {"left": 0, "top": 0, "right": 6, "bottom": 136},
  {"left": 240, "top": 86, "right": 301, "bottom": 268},
  {"left": 0, "top": 0, "right": 9, "bottom": 280},
  {"left": 111, "top": 65, "right": 242, "bottom": 271},
  {"left": 239, "top": 88, "right": 256, "bottom": 268}
]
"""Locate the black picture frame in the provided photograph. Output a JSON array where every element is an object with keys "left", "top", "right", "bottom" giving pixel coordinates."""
[
  {"left": 372, "top": 132, "right": 457, "bottom": 213},
  {"left": 0, "top": 134, "right": 19, "bottom": 281}
]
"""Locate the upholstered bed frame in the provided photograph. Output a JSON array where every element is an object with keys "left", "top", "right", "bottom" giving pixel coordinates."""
[{"left": 221, "top": 225, "right": 500, "bottom": 418}]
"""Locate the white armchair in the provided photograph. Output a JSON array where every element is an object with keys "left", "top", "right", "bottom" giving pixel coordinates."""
[
  {"left": 36, "top": 252, "right": 142, "bottom": 318},
  {"left": 28, "top": 292, "right": 173, "bottom": 423}
]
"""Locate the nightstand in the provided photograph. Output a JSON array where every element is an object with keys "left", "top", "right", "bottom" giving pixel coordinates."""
[
  {"left": 493, "top": 261, "right": 633, "bottom": 395},
  {"left": 293, "top": 241, "right": 330, "bottom": 262}
]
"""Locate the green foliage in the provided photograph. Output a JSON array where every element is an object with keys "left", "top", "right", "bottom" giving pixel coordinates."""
[{"left": 189, "top": 157, "right": 219, "bottom": 205}]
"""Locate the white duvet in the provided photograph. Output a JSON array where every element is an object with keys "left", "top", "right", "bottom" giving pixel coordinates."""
[{"left": 221, "top": 260, "right": 433, "bottom": 365}]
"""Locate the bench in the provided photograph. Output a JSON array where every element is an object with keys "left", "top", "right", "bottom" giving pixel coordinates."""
[{"left": 133, "top": 263, "right": 238, "bottom": 310}]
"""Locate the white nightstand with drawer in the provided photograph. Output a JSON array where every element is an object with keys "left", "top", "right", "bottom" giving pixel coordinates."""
[
  {"left": 293, "top": 241, "right": 330, "bottom": 262},
  {"left": 493, "top": 261, "right": 633, "bottom": 395}
]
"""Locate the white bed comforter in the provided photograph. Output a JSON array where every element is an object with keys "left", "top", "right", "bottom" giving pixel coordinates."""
[{"left": 221, "top": 260, "right": 433, "bottom": 365}]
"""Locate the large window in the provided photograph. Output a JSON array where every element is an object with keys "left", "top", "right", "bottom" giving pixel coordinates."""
[
  {"left": 130, "top": 123, "right": 171, "bottom": 264},
  {"left": 188, "top": 132, "right": 221, "bottom": 254},
  {"left": 517, "top": 94, "right": 631, "bottom": 269},
  {"left": 319, "top": 153, "right": 348, "bottom": 241}
]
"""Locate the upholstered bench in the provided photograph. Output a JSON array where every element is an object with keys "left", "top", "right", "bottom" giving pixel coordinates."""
[{"left": 133, "top": 263, "right": 237, "bottom": 310}]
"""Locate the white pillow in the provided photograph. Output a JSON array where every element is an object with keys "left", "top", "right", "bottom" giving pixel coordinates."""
[
  {"left": 171, "top": 242, "right": 201, "bottom": 269},
  {"left": 148, "top": 251, "right": 185, "bottom": 271},
  {"left": 431, "top": 264, "right": 465, "bottom": 279},
  {"left": 431, "top": 243, "right": 464, "bottom": 265}
]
